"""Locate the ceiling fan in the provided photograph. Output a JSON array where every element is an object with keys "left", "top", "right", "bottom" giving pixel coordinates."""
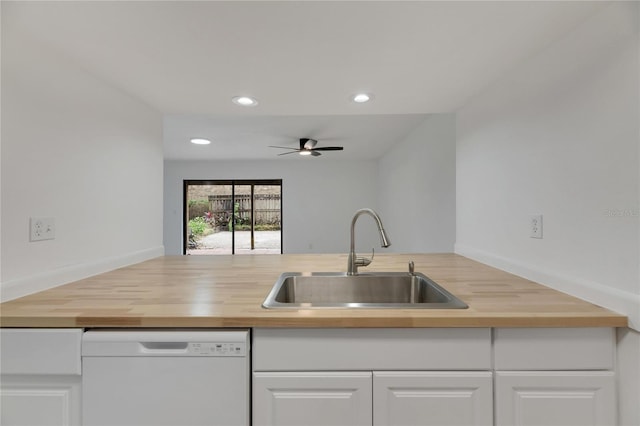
[{"left": 270, "top": 138, "right": 344, "bottom": 157}]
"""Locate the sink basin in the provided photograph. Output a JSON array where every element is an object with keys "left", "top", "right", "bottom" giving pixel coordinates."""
[{"left": 262, "top": 272, "right": 468, "bottom": 309}]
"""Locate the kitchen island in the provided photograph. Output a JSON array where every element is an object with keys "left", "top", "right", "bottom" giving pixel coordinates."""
[
  {"left": 0, "top": 253, "right": 627, "bottom": 328},
  {"left": 0, "top": 254, "right": 627, "bottom": 426}
]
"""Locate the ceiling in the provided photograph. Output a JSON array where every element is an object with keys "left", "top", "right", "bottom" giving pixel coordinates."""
[
  {"left": 163, "top": 114, "right": 429, "bottom": 160},
  {"left": 4, "top": 1, "right": 604, "bottom": 160}
]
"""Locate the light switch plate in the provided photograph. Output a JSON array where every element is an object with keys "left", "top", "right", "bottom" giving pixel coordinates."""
[{"left": 30, "top": 217, "right": 55, "bottom": 241}]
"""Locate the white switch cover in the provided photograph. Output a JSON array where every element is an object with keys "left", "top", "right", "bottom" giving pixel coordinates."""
[
  {"left": 30, "top": 217, "right": 55, "bottom": 241},
  {"left": 530, "top": 215, "right": 543, "bottom": 239}
]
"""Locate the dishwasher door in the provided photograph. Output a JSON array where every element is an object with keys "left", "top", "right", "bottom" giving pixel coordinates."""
[{"left": 82, "top": 330, "right": 249, "bottom": 426}]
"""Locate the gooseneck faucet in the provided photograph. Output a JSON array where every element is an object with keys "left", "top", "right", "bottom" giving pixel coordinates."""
[{"left": 347, "top": 208, "right": 391, "bottom": 275}]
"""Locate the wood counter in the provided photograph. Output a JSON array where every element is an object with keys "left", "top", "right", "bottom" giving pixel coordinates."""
[{"left": 0, "top": 254, "right": 627, "bottom": 328}]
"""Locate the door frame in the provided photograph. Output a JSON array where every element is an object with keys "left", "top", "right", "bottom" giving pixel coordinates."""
[{"left": 182, "top": 179, "right": 283, "bottom": 255}]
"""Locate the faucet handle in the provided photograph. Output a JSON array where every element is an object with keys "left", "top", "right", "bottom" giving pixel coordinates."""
[
  {"left": 408, "top": 261, "right": 415, "bottom": 275},
  {"left": 355, "top": 248, "right": 374, "bottom": 267}
]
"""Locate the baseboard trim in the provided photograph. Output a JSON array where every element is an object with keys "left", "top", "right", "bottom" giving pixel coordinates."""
[
  {"left": 0, "top": 246, "right": 165, "bottom": 302},
  {"left": 455, "top": 244, "right": 640, "bottom": 331}
]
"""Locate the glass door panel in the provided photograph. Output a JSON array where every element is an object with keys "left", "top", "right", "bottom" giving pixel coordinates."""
[
  {"left": 185, "top": 183, "right": 233, "bottom": 255},
  {"left": 248, "top": 184, "right": 281, "bottom": 254},
  {"left": 232, "top": 185, "right": 252, "bottom": 255}
]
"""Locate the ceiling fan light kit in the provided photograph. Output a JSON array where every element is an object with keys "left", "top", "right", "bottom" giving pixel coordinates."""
[
  {"left": 352, "top": 93, "right": 372, "bottom": 103},
  {"left": 232, "top": 96, "right": 258, "bottom": 106},
  {"left": 270, "top": 138, "right": 344, "bottom": 157}
]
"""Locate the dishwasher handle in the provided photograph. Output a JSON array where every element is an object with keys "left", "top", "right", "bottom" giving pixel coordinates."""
[{"left": 140, "top": 341, "right": 189, "bottom": 353}]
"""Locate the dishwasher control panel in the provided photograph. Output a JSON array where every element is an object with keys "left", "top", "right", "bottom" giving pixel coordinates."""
[
  {"left": 189, "top": 342, "right": 246, "bottom": 356},
  {"left": 83, "top": 330, "right": 250, "bottom": 358}
]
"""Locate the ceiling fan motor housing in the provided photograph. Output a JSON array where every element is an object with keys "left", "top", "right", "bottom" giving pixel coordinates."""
[{"left": 300, "top": 138, "right": 317, "bottom": 150}]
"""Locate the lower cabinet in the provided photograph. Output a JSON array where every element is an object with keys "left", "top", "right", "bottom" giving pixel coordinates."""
[
  {"left": 253, "top": 371, "right": 493, "bottom": 426},
  {"left": 495, "top": 371, "right": 616, "bottom": 426},
  {"left": 253, "top": 328, "right": 495, "bottom": 426},
  {"left": 0, "top": 329, "right": 82, "bottom": 426},
  {"left": 253, "top": 328, "right": 618, "bottom": 426},
  {"left": 493, "top": 328, "right": 617, "bottom": 426}
]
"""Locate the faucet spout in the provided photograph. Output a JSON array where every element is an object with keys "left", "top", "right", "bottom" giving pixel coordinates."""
[
  {"left": 348, "top": 208, "right": 391, "bottom": 275},
  {"left": 378, "top": 226, "right": 391, "bottom": 249}
]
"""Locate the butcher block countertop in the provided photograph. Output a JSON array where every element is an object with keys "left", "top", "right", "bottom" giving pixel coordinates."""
[{"left": 0, "top": 254, "right": 627, "bottom": 328}]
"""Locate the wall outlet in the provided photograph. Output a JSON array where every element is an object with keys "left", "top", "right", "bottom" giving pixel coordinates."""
[
  {"left": 30, "top": 217, "right": 55, "bottom": 242},
  {"left": 530, "top": 214, "right": 543, "bottom": 239}
]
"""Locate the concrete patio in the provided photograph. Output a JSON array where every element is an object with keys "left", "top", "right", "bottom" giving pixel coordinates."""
[{"left": 187, "top": 231, "right": 281, "bottom": 255}]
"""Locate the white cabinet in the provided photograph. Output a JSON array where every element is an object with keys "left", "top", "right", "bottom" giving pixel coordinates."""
[
  {"left": 494, "top": 328, "right": 617, "bottom": 426},
  {"left": 373, "top": 371, "right": 493, "bottom": 426},
  {"left": 254, "top": 328, "right": 618, "bottom": 426},
  {"left": 495, "top": 371, "right": 616, "bottom": 426},
  {"left": 253, "top": 371, "right": 492, "bottom": 426},
  {"left": 0, "top": 329, "right": 82, "bottom": 426},
  {"left": 253, "top": 328, "right": 493, "bottom": 426},
  {"left": 253, "top": 372, "right": 372, "bottom": 426}
]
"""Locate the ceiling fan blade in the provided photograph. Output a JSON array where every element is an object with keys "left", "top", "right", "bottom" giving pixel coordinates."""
[
  {"left": 278, "top": 151, "right": 299, "bottom": 156},
  {"left": 269, "top": 145, "right": 299, "bottom": 151},
  {"left": 311, "top": 151, "right": 322, "bottom": 156},
  {"left": 312, "top": 146, "right": 344, "bottom": 151}
]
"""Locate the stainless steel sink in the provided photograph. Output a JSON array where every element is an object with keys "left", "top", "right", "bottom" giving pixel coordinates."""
[{"left": 262, "top": 272, "right": 468, "bottom": 309}]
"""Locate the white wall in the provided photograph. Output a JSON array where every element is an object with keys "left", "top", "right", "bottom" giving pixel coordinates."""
[
  {"left": 1, "top": 24, "right": 164, "bottom": 301},
  {"left": 456, "top": 3, "right": 639, "bottom": 424},
  {"left": 377, "top": 114, "right": 456, "bottom": 253},
  {"left": 164, "top": 159, "right": 381, "bottom": 256},
  {"left": 457, "top": 1, "right": 639, "bottom": 327}
]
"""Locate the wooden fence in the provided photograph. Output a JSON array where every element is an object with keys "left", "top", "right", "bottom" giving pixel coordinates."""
[{"left": 208, "top": 194, "right": 281, "bottom": 225}]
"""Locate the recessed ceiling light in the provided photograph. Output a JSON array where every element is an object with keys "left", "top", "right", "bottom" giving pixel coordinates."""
[
  {"left": 232, "top": 96, "right": 258, "bottom": 107},
  {"left": 190, "top": 138, "right": 211, "bottom": 145},
  {"left": 352, "top": 93, "right": 372, "bottom": 103}
]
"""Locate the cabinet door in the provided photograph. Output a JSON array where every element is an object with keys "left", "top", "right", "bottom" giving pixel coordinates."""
[
  {"left": 1, "top": 376, "right": 81, "bottom": 426},
  {"left": 373, "top": 371, "right": 493, "bottom": 426},
  {"left": 0, "top": 329, "right": 82, "bottom": 426},
  {"left": 253, "top": 371, "right": 372, "bottom": 426},
  {"left": 495, "top": 371, "right": 616, "bottom": 426}
]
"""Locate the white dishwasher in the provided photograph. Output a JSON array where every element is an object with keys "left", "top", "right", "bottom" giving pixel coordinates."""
[{"left": 82, "top": 329, "right": 249, "bottom": 426}]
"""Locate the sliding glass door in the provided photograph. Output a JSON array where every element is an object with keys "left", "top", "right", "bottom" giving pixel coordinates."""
[{"left": 183, "top": 180, "right": 282, "bottom": 255}]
